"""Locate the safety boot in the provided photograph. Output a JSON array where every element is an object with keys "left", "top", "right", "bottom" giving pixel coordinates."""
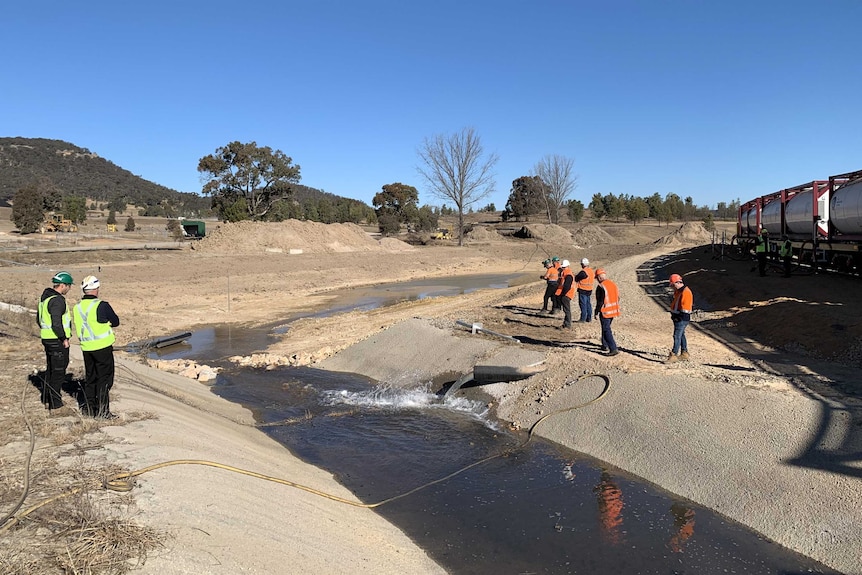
[
  {"left": 665, "top": 353, "right": 679, "bottom": 364},
  {"left": 679, "top": 351, "right": 690, "bottom": 361}
]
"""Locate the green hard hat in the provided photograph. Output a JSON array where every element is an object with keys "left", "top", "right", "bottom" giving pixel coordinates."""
[
  {"left": 52, "top": 271, "right": 73, "bottom": 285},
  {"left": 551, "top": 256, "right": 560, "bottom": 262}
]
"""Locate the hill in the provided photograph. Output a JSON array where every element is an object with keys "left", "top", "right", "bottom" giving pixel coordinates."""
[{"left": 0, "top": 137, "right": 371, "bottom": 218}]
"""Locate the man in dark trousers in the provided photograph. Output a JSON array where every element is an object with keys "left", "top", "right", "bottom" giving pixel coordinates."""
[
  {"left": 73, "top": 275, "right": 120, "bottom": 419},
  {"left": 593, "top": 268, "right": 620, "bottom": 356},
  {"left": 38, "top": 271, "right": 75, "bottom": 415},
  {"left": 755, "top": 228, "right": 769, "bottom": 276},
  {"left": 574, "top": 258, "right": 595, "bottom": 322}
]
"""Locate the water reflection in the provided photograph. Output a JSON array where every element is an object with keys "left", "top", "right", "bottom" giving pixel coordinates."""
[
  {"left": 669, "top": 501, "right": 697, "bottom": 553},
  {"left": 594, "top": 470, "right": 625, "bottom": 545}
]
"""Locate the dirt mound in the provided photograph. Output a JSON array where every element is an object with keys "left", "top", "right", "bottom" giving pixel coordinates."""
[
  {"left": 653, "top": 222, "right": 713, "bottom": 246},
  {"left": 571, "top": 224, "right": 615, "bottom": 248},
  {"left": 195, "top": 220, "right": 413, "bottom": 254},
  {"left": 465, "top": 225, "right": 503, "bottom": 241},
  {"left": 512, "top": 223, "right": 572, "bottom": 242}
]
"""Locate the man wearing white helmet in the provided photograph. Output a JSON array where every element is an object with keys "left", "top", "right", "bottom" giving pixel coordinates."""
[
  {"left": 554, "top": 259, "right": 575, "bottom": 329},
  {"left": 574, "top": 257, "right": 595, "bottom": 323},
  {"left": 73, "top": 276, "right": 121, "bottom": 419}
]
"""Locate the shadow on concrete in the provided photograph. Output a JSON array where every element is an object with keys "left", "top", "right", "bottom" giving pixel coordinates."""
[{"left": 645, "top": 246, "right": 862, "bottom": 480}]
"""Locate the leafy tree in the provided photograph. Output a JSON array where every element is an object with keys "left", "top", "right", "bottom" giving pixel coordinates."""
[
  {"left": 377, "top": 213, "right": 401, "bottom": 236},
  {"left": 217, "top": 197, "right": 249, "bottom": 223},
  {"left": 588, "top": 193, "right": 606, "bottom": 220},
  {"left": 11, "top": 184, "right": 44, "bottom": 234},
  {"left": 656, "top": 203, "right": 674, "bottom": 226},
  {"left": 108, "top": 196, "right": 127, "bottom": 214},
  {"left": 417, "top": 127, "right": 498, "bottom": 246},
  {"left": 62, "top": 195, "right": 87, "bottom": 224},
  {"left": 505, "top": 176, "right": 545, "bottom": 221},
  {"left": 533, "top": 154, "right": 577, "bottom": 224},
  {"left": 566, "top": 199, "right": 585, "bottom": 223},
  {"left": 107, "top": 210, "right": 117, "bottom": 225},
  {"left": 702, "top": 213, "right": 715, "bottom": 231},
  {"left": 646, "top": 192, "right": 663, "bottom": 218},
  {"left": 198, "top": 141, "right": 301, "bottom": 221},
  {"left": 625, "top": 197, "right": 650, "bottom": 225},
  {"left": 373, "top": 183, "right": 419, "bottom": 234},
  {"left": 125, "top": 216, "right": 136, "bottom": 232},
  {"left": 664, "top": 193, "right": 684, "bottom": 221},
  {"left": 415, "top": 205, "right": 439, "bottom": 232},
  {"left": 603, "top": 194, "right": 625, "bottom": 221}
]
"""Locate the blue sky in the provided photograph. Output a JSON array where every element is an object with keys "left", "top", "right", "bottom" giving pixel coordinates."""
[{"left": 3, "top": 1, "right": 860, "bottom": 212}]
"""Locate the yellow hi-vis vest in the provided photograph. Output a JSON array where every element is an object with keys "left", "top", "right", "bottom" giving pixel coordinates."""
[
  {"left": 74, "top": 299, "right": 115, "bottom": 351},
  {"left": 39, "top": 295, "right": 71, "bottom": 340}
]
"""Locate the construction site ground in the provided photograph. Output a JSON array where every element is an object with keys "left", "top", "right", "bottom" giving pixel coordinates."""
[{"left": 0, "top": 210, "right": 860, "bottom": 574}]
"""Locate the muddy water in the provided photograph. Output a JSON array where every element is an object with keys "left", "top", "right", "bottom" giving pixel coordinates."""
[
  {"left": 152, "top": 273, "right": 839, "bottom": 574},
  {"left": 149, "top": 272, "right": 533, "bottom": 361}
]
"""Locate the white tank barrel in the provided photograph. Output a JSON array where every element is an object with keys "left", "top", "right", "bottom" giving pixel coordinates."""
[
  {"left": 742, "top": 208, "right": 757, "bottom": 234},
  {"left": 784, "top": 191, "right": 814, "bottom": 235},
  {"left": 761, "top": 201, "right": 782, "bottom": 235},
  {"left": 830, "top": 179, "right": 862, "bottom": 234}
]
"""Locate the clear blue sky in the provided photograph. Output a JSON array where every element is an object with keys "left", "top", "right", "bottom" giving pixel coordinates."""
[{"left": 3, "top": 1, "right": 860, "bottom": 211}]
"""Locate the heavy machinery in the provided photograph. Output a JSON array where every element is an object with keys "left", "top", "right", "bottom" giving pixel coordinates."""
[
  {"left": 432, "top": 228, "right": 451, "bottom": 240},
  {"left": 40, "top": 213, "right": 78, "bottom": 233},
  {"left": 180, "top": 220, "right": 206, "bottom": 238},
  {"left": 736, "top": 168, "right": 862, "bottom": 272}
]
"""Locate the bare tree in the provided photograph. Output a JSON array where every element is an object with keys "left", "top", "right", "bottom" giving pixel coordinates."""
[
  {"left": 417, "top": 127, "right": 498, "bottom": 246},
  {"left": 533, "top": 154, "right": 578, "bottom": 224}
]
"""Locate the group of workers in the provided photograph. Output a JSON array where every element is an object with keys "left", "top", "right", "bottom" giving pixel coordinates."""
[
  {"left": 755, "top": 228, "right": 793, "bottom": 278},
  {"left": 541, "top": 257, "right": 693, "bottom": 362},
  {"left": 38, "top": 271, "right": 120, "bottom": 418}
]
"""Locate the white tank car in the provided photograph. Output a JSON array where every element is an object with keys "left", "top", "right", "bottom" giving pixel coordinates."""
[{"left": 830, "top": 178, "right": 862, "bottom": 235}]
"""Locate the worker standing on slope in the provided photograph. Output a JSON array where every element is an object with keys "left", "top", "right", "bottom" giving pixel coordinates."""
[
  {"left": 37, "top": 271, "right": 75, "bottom": 415},
  {"left": 555, "top": 259, "right": 575, "bottom": 329},
  {"left": 73, "top": 276, "right": 121, "bottom": 419},
  {"left": 666, "top": 273, "right": 693, "bottom": 363},
  {"left": 593, "top": 268, "right": 620, "bottom": 356},
  {"left": 539, "top": 259, "right": 559, "bottom": 313},
  {"left": 574, "top": 258, "right": 595, "bottom": 322}
]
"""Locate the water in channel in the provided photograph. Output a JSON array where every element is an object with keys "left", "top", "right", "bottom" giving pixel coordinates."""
[{"left": 152, "top": 273, "right": 840, "bottom": 574}]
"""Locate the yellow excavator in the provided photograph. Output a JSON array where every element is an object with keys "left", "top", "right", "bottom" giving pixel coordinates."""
[
  {"left": 40, "top": 213, "right": 78, "bottom": 233},
  {"left": 432, "top": 228, "right": 451, "bottom": 240}
]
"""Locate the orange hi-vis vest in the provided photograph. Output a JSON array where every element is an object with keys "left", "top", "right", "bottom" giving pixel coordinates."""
[
  {"left": 599, "top": 280, "right": 620, "bottom": 318},
  {"left": 671, "top": 286, "right": 693, "bottom": 314},
  {"left": 556, "top": 267, "right": 575, "bottom": 299},
  {"left": 543, "top": 265, "right": 560, "bottom": 282},
  {"left": 577, "top": 267, "right": 595, "bottom": 292}
]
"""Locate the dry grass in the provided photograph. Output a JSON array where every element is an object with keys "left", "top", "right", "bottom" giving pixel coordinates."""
[{"left": 0, "top": 308, "right": 166, "bottom": 574}]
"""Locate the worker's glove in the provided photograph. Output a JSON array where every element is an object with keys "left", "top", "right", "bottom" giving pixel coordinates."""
[{"left": 594, "top": 311, "right": 599, "bottom": 319}]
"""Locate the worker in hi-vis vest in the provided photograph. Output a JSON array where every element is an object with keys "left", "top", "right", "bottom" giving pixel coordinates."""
[
  {"left": 73, "top": 275, "right": 120, "bottom": 419},
  {"left": 38, "top": 271, "right": 74, "bottom": 414}
]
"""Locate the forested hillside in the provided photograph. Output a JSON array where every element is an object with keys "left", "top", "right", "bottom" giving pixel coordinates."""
[{"left": 0, "top": 137, "right": 374, "bottom": 221}]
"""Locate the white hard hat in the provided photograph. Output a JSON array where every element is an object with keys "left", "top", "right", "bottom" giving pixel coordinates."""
[
  {"left": 581, "top": 258, "right": 589, "bottom": 266},
  {"left": 81, "top": 275, "right": 100, "bottom": 291},
  {"left": 561, "top": 259, "right": 570, "bottom": 268}
]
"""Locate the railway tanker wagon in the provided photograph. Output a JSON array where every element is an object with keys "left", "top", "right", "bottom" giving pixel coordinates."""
[{"left": 828, "top": 175, "right": 862, "bottom": 271}]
